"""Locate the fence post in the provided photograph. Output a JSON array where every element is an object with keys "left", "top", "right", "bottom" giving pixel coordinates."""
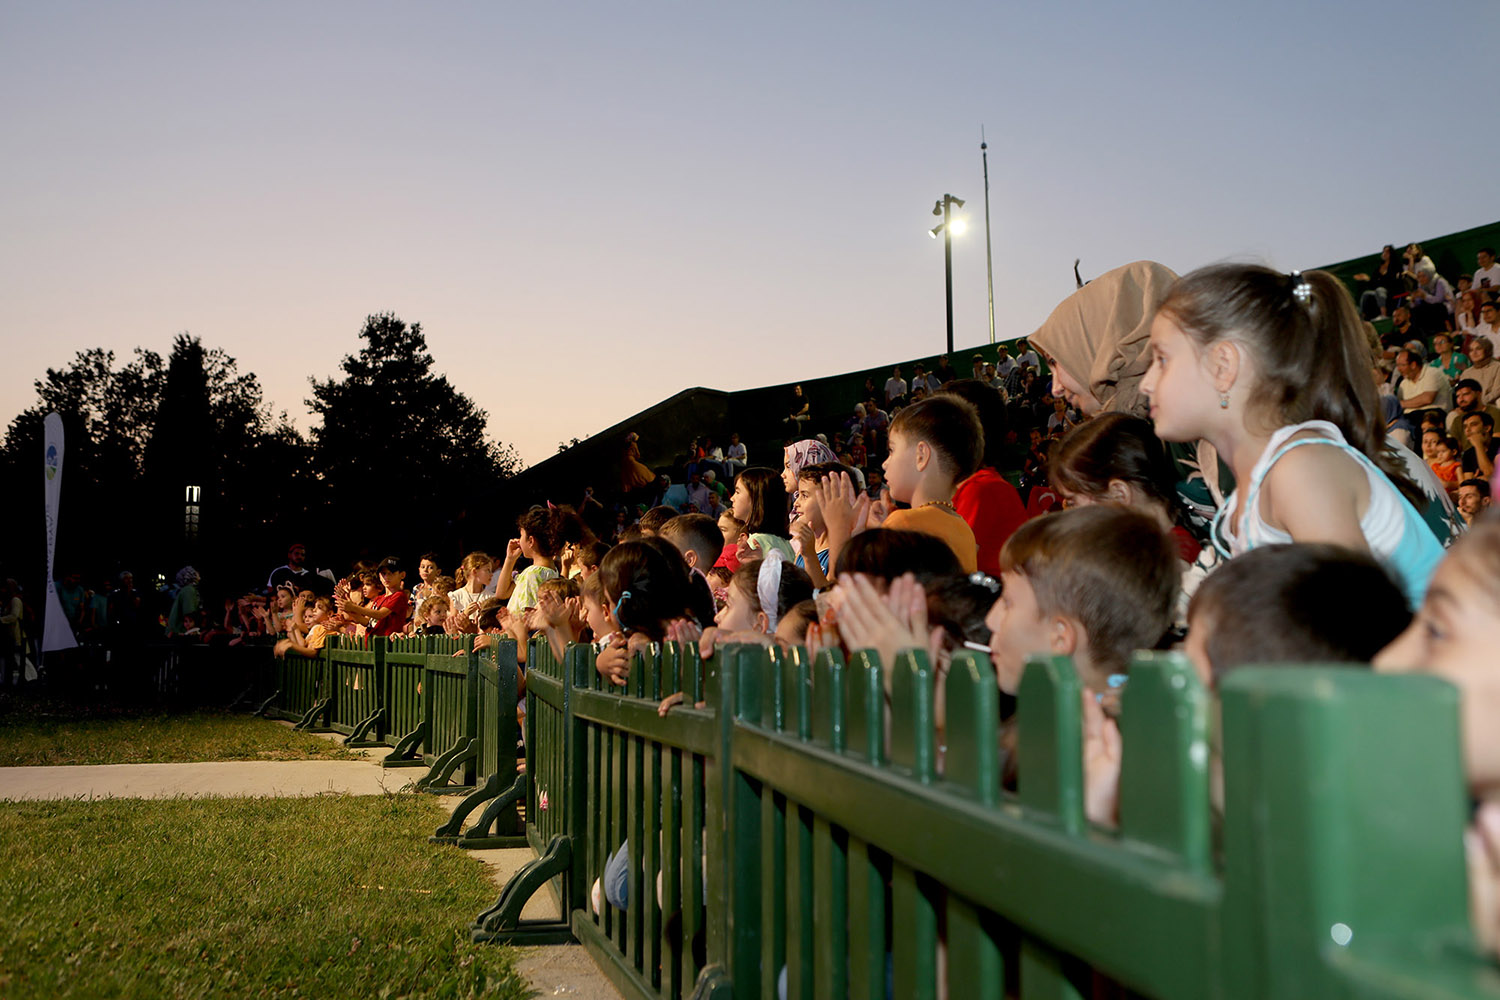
[{"left": 1219, "top": 667, "right": 1476, "bottom": 1000}]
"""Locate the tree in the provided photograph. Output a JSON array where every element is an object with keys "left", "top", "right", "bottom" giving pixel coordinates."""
[{"left": 306, "top": 313, "right": 521, "bottom": 556}]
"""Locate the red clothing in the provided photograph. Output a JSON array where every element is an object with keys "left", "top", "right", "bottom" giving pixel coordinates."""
[
  {"left": 953, "top": 468, "right": 1029, "bottom": 577},
  {"left": 1025, "top": 486, "right": 1060, "bottom": 519},
  {"left": 370, "top": 590, "right": 410, "bottom": 637},
  {"left": 1170, "top": 526, "right": 1202, "bottom": 565},
  {"left": 713, "top": 542, "right": 742, "bottom": 573}
]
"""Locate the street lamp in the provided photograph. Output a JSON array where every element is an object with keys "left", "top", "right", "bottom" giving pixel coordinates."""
[{"left": 929, "top": 194, "right": 965, "bottom": 355}]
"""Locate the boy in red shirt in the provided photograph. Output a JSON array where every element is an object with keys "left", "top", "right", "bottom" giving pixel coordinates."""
[{"left": 339, "top": 556, "right": 411, "bottom": 637}]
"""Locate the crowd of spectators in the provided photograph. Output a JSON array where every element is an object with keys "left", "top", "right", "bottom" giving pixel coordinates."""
[{"left": 6, "top": 242, "right": 1499, "bottom": 953}]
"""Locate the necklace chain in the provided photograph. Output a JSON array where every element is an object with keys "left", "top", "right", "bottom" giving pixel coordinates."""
[{"left": 920, "top": 499, "right": 957, "bottom": 512}]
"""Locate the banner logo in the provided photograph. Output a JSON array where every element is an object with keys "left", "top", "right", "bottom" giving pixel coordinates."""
[{"left": 45, "top": 443, "right": 58, "bottom": 481}]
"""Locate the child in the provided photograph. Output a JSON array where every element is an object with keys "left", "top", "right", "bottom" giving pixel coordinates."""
[
  {"left": 1430, "top": 436, "right": 1463, "bottom": 488},
  {"left": 712, "top": 553, "right": 815, "bottom": 648},
  {"left": 1140, "top": 264, "right": 1448, "bottom": 604},
  {"left": 412, "top": 552, "right": 442, "bottom": 605},
  {"left": 791, "top": 461, "right": 855, "bottom": 588},
  {"left": 985, "top": 506, "right": 1179, "bottom": 697},
  {"left": 523, "top": 577, "right": 582, "bottom": 662},
  {"left": 339, "top": 557, "right": 410, "bottom": 637},
  {"left": 782, "top": 439, "right": 837, "bottom": 494},
  {"left": 578, "top": 572, "right": 621, "bottom": 648},
  {"left": 1049, "top": 412, "right": 1202, "bottom": 563},
  {"left": 415, "top": 594, "right": 450, "bottom": 635},
  {"left": 730, "top": 468, "right": 794, "bottom": 562},
  {"left": 1373, "top": 520, "right": 1500, "bottom": 950},
  {"left": 447, "top": 552, "right": 492, "bottom": 617},
  {"left": 496, "top": 506, "right": 563, "bottom": 613},
  {"left": 985, "top": 506, "right": 1180, "bottom": 825},
  {"left": 1184, "top": 543, "right": 1410, "bottom": 688},
  {"left": 715, "top": 512, "right": 745, "bottom": 573},
  {"left": 659, "top": 513, "right": 723, "bottom": 576},
  {"left": 878, "top": 395, "right": 983, "bottom": 573},
  {"left": 275, "top": 596, "right": 342, "bottom": 658}
]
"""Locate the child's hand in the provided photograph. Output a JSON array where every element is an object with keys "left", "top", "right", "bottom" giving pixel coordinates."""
[
  {"left": 1081, "top": 692, "right": 1123, "bottom": 828},
  {"left": 596, "top": 644, "right": 630, "bottom": 686},
  {"left": 506, "top": 538, "right": 523, "bottom": 562},
  {"left": 791, "top": 516, "right": 815, "bottom": 559},
  {"left": 867, "top": 486, "right": 893, "bottom": 528},
  {"left": 836, "top": 573, "right": 932, "bottom": 681},
  {"left": 667, "top": 619, "right": 703, "bottom": 647},
  {"left": 1468, "top": 803, "right": 1500, "bottom": 954},
  {"left": 734, "top": 533, "right": 758, "bottom": 562}
]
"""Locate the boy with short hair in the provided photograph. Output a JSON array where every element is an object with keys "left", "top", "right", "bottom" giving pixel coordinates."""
[
  {"left": 985, "top": 505, "right": 1179, "bottom": 696},
  {"left": 880, "top": 395, "right": 983, "bottom": 572},
  {"left": 1183, "top": 544, "right": 1410, "bottom": 688},
  {"left": 659, "top": 514, "right": 723, "bottom": 573}
]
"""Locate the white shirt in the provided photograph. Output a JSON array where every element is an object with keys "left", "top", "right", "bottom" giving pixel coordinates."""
[
  {"left": 996, "top": 357, "right": 1017, "bottom": 377},
  {"left": 1399, "top": 364, "right": 1453, "bottom": 411},
  {"left": 1473, "top": 264, "right": 1500, "bottom": 293},
  {"left": 884, "top": 376, "right": 907, "bottom": 401}
]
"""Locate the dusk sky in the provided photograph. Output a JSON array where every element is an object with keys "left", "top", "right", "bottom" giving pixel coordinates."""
[{"left": 4, "top": 2, "right": 1494, "bottom": 466}]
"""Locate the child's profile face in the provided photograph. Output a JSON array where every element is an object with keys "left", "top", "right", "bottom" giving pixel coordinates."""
[
  {"left": 984, "top": 571, "right": 1057, "bottom": 695},
  {"left": 715, "top": 581, "right": 761, "bottom": 633},
  {"left": 793, "top": 478, "right": 825, "bottom": 533},
  {"left": 1140, "top": 313, "right": 1221, "bottom": 443},
  {"left": 306, "top": 603, "right": 327, "bottom": 626},
  {"left": 473, "top": 565, "right": 494, "bottom": 588},
  {"left": 361, "top": 580, "right": 381, "bottom": 600},
  {"left": 882, "top": 430, "right": 920, "bottom": 503},
  {"left": 1375, "top": 551, "right": 1500, "bottom": 795},
  {"left": 731, "top": 480, "right": 752, "bottom": 522},
  {"left": 718, "top": 515, "right": 737, "bottom": 544},
  {"left": 583, "top": 594, "right": 614, "bottom": 637}
]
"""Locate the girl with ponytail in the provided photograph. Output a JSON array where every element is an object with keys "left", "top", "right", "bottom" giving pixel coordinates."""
[{"left": 1140, "top": 263, "right": 1453, "bottom": 604}]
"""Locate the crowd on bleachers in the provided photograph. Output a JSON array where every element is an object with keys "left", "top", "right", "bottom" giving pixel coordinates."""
[{"left": 4, "top": 245, "right": 1499, "bottom": 951}]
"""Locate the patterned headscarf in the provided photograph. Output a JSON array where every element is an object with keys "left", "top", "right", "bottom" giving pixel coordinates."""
[{"left": 783, "top": 439, "right": 836, "bottom": 477}]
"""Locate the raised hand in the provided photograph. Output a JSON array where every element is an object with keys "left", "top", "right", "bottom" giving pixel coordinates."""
[{"left": 1081, "top": 692, "right": 1123, "bottom": 828}]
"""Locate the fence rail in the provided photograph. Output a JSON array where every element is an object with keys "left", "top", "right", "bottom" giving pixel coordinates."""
[{"left": 477, "top": 640, "right": 1500, "bottom": 1000}]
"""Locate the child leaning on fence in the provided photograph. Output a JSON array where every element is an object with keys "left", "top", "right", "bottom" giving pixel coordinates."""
[{"left": 1374, "top": 516, "right": 1500, "bottom": 950}]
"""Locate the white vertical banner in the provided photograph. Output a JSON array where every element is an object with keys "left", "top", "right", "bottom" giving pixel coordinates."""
[{"left": 42, "top": 412, "right": 77, "bottom": 653}]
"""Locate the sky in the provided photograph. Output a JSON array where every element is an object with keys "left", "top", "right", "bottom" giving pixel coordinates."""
[{"left": 3, "top": 1, "right": 1496, "bottom": 466}]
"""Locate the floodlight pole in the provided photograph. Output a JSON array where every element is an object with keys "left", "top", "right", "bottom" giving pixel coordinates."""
[
  {"left": 981, "top": 128, "right": 996, "bottom": 344},
  {"left": 942, "top": 195, "right": 955, "bottom": 356}
]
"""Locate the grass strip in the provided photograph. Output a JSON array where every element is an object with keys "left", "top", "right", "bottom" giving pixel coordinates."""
[
  {"left": 0, "top": 700, "right": 362, "bottom": 766},
  {"left": 0, "top": 794, "right": 528, "bottom": 999}
]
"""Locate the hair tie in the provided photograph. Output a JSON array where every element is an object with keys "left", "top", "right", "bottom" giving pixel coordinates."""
[
  {"left": 1289, "top": 270, "right": 1312, "bottom": 306},
  {"left": 756, "top": 550, "right": 786, "bottom": 632}
]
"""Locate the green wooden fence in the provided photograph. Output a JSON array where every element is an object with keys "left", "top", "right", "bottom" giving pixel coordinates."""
[
  {"left": 477, "top": 640, "right": 1500, "bottom": 1000},
  {"left": 328, "top": 635, "right": 384, "bottom": 746},
  {"left": 259, "top": 650, "right": 330, "bottom": 730}
]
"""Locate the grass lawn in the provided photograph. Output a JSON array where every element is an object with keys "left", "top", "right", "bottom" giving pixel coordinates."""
[
  {"left": 0, "top": 794, "right": 529, "bottom": 999},
  {"left": 0, "top": 693, "right": 362, "bottom": 766}
]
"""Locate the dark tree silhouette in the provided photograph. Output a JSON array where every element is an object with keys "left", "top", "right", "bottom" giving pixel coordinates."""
[{"left": 306, "top": 313, "right": 521, "bottom": 557}]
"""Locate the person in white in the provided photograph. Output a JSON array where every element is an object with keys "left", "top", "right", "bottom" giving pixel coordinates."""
[
  {"left": 1474, "top": 247, "right": 1500, "bottom": 298},
  {"left": 883, "top": 366, "right": 907, "bottom": 403},
  {"left": 1396, "top": 348, "right": 1453, "bottom": 414}
]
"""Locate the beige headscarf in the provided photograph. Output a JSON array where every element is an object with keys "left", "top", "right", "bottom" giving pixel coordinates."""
[{"left": 1028, "top": 260, "right": 1179, "bottom": 418}]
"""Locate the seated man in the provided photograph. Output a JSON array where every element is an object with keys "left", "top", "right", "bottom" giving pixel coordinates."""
[
  {"left": 1474, "top": 246, "right": 1500, "bottom": 299},
  {"left": 1456, "top": 478, "right": 1492, "bottom": 525},
  {"left": 1446, "top": 378, "right": 1500, "bottom": 440},
  {"left": 1472, "top": 300, "right": 1500, "bottom": 355},
  {"left": 1460, "top": 411, "right": 1499, "bottom": 482},
  {"left": 1396, "top": 347, "right": 1452, "bottom": 423}
]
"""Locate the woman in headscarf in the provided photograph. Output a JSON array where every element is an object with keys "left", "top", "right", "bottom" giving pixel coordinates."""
[{"left": 781, "top": 438, "right": 836, "bottom": 494}]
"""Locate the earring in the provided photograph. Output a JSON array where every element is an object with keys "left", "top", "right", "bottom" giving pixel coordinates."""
[{"left": 1219, "top": 392, "right": 1230, "bottom": 409}]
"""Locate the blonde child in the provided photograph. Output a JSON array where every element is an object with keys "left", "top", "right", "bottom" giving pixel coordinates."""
[
  {"left": 447, "top": 552, "right": 492, "bottom": 618},
  {"left": 275, "top": 596, "right": 342, "bottom": 658},
  {"left": 1140, "top": 264, "right": 1449, "bottom": 604},
  {"left": 416, "top": 594, "right": 450, "bottom": 635}
]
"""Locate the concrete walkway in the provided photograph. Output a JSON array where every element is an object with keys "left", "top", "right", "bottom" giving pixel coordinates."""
[{"left": 0, "top": 759, "right": 405, "bottom": 800}]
